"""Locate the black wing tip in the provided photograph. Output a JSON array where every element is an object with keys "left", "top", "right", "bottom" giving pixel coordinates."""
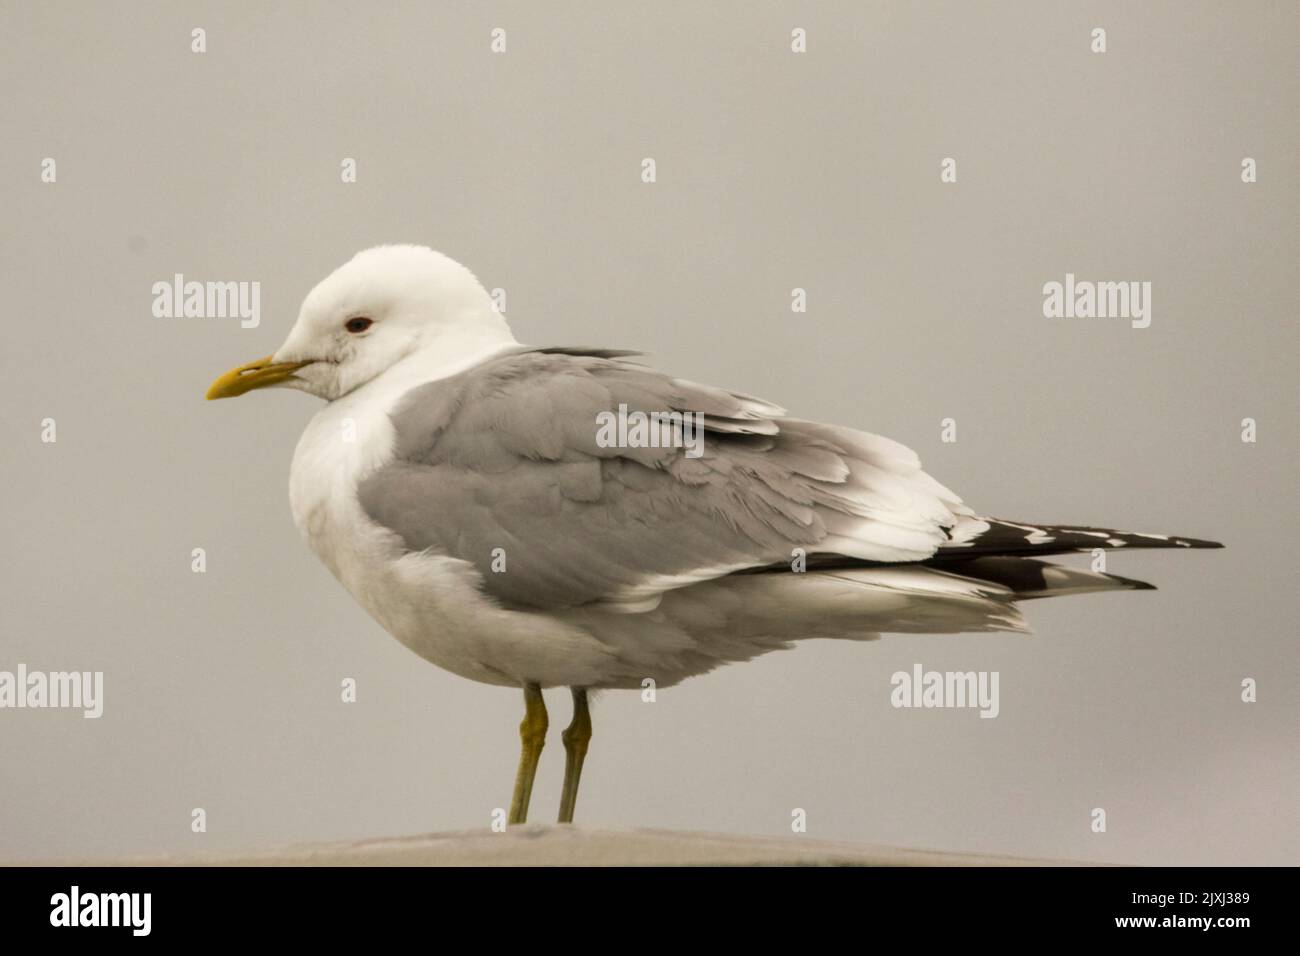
[
  {"left": 534, "top": 346, "right": 645, "bottom": 359},
  {"left": 1113, "top": 575, "right": 1158, "bottom": 591},
  {"left": 978, "top": 520, "right": 1225, "bottom": 553},
  {"left": 1163, "top": 536, "right": 1224, "bottom": 550}
]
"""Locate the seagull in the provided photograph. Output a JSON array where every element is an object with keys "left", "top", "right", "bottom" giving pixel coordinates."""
[{"left": 206, "top": 245, "right": 1222, "bottom": 825}]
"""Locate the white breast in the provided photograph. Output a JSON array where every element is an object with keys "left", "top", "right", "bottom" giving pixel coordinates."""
[{"left": 286, "top": 349, "right": 620, "bottom": 688}]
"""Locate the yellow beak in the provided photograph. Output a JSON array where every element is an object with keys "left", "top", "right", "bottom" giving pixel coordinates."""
[{"left": 206, "top": 355, "right": 309, "bottom": 400}]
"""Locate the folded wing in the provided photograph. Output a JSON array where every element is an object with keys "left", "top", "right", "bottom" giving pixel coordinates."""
[{"left": 358, "top": 348, "right": 974, "bottom": 610}]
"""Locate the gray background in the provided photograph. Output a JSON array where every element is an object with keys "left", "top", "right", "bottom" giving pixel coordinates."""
[{"left": 1, "top": 1, "right": 1296, "bottom": 865}]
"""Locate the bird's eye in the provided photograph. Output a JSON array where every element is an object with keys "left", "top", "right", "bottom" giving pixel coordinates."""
[{"left": 345, "top": 317, "right": 373, "bottom": 334}]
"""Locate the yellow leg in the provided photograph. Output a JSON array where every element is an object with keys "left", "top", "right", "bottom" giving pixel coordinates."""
[
  {"left": 508, "top": 683, "right": 547, "bottom": 825},
  {"left": 557, "top": 688, "right": 592, "bottom": 824}
]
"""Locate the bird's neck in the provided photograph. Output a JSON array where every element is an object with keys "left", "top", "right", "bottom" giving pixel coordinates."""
[
  {"left": 339, "top": 320, "right": 516, "bottom": 412},
  {"left": 399, "top": 312, "right": 519, "bottom": 386},
  {"left": 288, "top": 325, "right": 520, "bottom": 586}
]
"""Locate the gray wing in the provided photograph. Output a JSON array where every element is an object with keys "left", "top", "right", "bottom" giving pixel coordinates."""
[{"left": 358, "top": 348, "right": 975, "bottom": 610}]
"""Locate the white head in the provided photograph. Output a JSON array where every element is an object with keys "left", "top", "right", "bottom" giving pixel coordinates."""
[{"left": 207, "top": 245, "right": 516, "bottom": 402}]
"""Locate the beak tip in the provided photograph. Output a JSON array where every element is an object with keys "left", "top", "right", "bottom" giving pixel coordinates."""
[{"left": 205, "top": 377, "right": 241, "bottom": 401}]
